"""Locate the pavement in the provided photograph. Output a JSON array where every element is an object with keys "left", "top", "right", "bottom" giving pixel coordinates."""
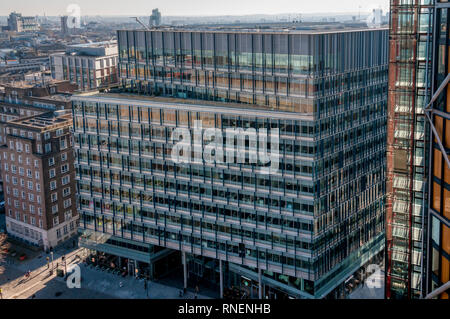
[
  {"left": 0, "top": 235, "right": 212, "bottom": 299},
  {"left": 347, "top": 269, "right": 385, "bottom": 299}
]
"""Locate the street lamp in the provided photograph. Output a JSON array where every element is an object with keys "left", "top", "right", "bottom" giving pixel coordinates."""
[
  {"left": 50, "top": 252, "right": 54, "bottom": 273},
  {"left": 62, "top": 255, "right": 67, "bottom": 277}
]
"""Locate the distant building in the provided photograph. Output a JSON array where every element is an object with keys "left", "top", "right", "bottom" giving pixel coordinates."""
[
  {"left": 7, "top": 12, "right": 40, "bottom": 32},
  {"left": 1, "top": 110, "right": 79, "bottom": 250},
  {"left": 150, "top": 8, "right": 162, "bottom": 26},
  {"left": 50, "top": 41, "right": 119, "bottom": 92},
  {"left": 61, "top": 16, "right": 69, "bottom": 35}
]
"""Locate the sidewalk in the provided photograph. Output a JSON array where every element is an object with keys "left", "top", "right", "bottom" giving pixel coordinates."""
[
  {"left": 54, "top": 262, "right": 212, "bottom": 299},
  {"left": 1, "top": 242, "right": 212, "bottom": 299}
]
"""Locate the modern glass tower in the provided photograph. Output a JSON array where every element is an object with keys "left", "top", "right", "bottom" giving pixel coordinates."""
[
  {"left": 387, "top": 0, "right": 449, "bottom": 299},
  {"left": 425, "top": 0, "right": 450, "bottom": 300},
  {"left": 73, "top": 26, "right": 388, "bottom": 298}
]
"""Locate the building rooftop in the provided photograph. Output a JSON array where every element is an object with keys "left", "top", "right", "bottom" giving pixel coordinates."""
[
  {"left": 119, "top": 22, "right": 388, "bottom": 35},
  {"left": 62, "top": 41, "right": 118, "bottom": 57},
  {"left": 7, "top": 110, "right": 72, "bottom": 131},
  {"left": 0, "top": 79, "right": 70, "bottom": 90}
]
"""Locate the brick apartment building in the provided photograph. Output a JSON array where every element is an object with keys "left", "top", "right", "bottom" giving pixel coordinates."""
[
  {"left": 1, "top": 111, "right": 78, "bottom": 249},
  {"left": 0, "top": 80, "right": 77, "bottom": 193}
]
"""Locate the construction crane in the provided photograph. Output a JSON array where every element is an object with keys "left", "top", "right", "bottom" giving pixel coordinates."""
[{"left": 131, "top": 17, "right": 151, "bottom": 31}]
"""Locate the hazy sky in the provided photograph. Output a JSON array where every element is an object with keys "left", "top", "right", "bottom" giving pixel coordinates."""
[{"left": 2, "top": 0, "right": 390, "bottom": 16}]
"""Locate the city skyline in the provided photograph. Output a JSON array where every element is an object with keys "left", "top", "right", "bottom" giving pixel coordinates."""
[{"left": 1, "top": 0, "right": 389, "bottom": 17}]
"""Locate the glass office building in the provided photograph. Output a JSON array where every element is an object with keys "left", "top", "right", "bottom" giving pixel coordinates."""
[
  {"left": 387, "top": 0, "right": 449, "bottom": 299},
  {"left": 73, "top": 27, "right": 388, "bottom": 298},
  {"left": 426, "top": 0, "right": 449, "bottom": 300}
]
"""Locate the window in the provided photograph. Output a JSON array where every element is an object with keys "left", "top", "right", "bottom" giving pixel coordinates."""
[
  {"left": 37, "top": 196, "right": 41, "bottom": 204},
  {"left": 44, "top": 132, "right": 51, "bottom": 140},
  {"left": 39, "top": 219, "right": 43, "bottom": 228},
  {"left": 49, "top": 169, "right": 56, "bottom": 178},
  {"left": 51, "top": 193, "right": 58, "bottom": 202},
  {"left": 56, "top": 129, "right": 63, "bottom": 137},
  {"left": 45, "top": 143, "right": 51, "bottom": 153},
  {"left": 30, "top": 205, "right": 35, "bottom": 214},
  {"left": 4, "top": 163, "right": 8, "bottom": 171},
  {"left": 11, "top": 165, "right": 16, "bottom": 173},
  {"left": 63, "top": 187, "right": 71, "bottom": 197},
  {"left": 27, "top": 169, "right": 32, "bottom": 178},
  {"left": 65, "top": 210, "right": 72, "bottom": 220},
  {"left": 16, "top": 142, "right": 23, "bottom": 152},
  {"left": 52, "top": 205, "right": 58, "bottom": 214},
  {"left": 63, "top": 225, "right": 68, "bottom": 235},
  {"left": 56, "top": 228, "right": 61, "bottom": 238},
  {"left": 62, "top": 175, "right": 70, "bottom": 185},
  {"left": 36, "top": 183, "right": 40, "bottom": 192},
  {"left": 48, "top": 157, "right": 55, "bottom": 166},
  {"left": 61, "top": 163, "right": 69, "bottom": 173},
  {"left": 61, "top": 153, "right": 67, "bottom": 162},
  {"left": 38, "top": 207, "right": 42, "bottom": 216},
  {"left": 19, "top": 167, "right": 24, "bottom": 176},
  {"left": 35, "top": 171, "right": 40, "bottom": 179},
  {"left": 50, "top": 181, "right": 56, "bottom": 190},
  {"left": 27, "top": 181, "right": 33, "bottom": 190},
  {"left": 30, "top": 217, "right": 36, "bottom": 226},
  {"left": 25, "top": 144, "right": 30, "bottom": 153},
  {"left": 28, "top": 193, "right": 34, "bottom": 201},
  {"left": 60, "top": 138, "right": 67, "bottom": 150},
  {"left": 63, "top": 198, "right": 71, "bottom": 208}
]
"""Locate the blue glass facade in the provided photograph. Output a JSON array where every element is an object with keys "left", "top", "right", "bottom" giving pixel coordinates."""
[{"left": 73, "top": 28, "right": 388, "bottom": 298}]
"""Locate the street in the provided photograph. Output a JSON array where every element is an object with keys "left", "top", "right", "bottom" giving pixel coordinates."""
[{"left": 0, "top": 233, "right": 212, "bottom": 299}]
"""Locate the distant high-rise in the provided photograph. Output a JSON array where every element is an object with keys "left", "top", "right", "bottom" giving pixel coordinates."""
[
  {"left": 61, "top": 16, "right": 69, "bottom": 35},
  {"left": 7, "top": 12, "right": 39, "bottom": 32},
  {"left": 149, "top": 8, "right": 162, "bottom": 26}
]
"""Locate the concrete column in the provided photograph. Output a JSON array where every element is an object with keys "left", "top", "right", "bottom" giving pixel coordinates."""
[
  {"left": 148, "top": 262, "right": 154, "bottom": 280},
  {"left": 182, "top": 251, "right": 187, "bottom": 289},
  {"left": 219, "top": 259, "right": 224, "bottom": 299},
  {"left": 258, "top": 268, "right": 262, "bottom": 299}
]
